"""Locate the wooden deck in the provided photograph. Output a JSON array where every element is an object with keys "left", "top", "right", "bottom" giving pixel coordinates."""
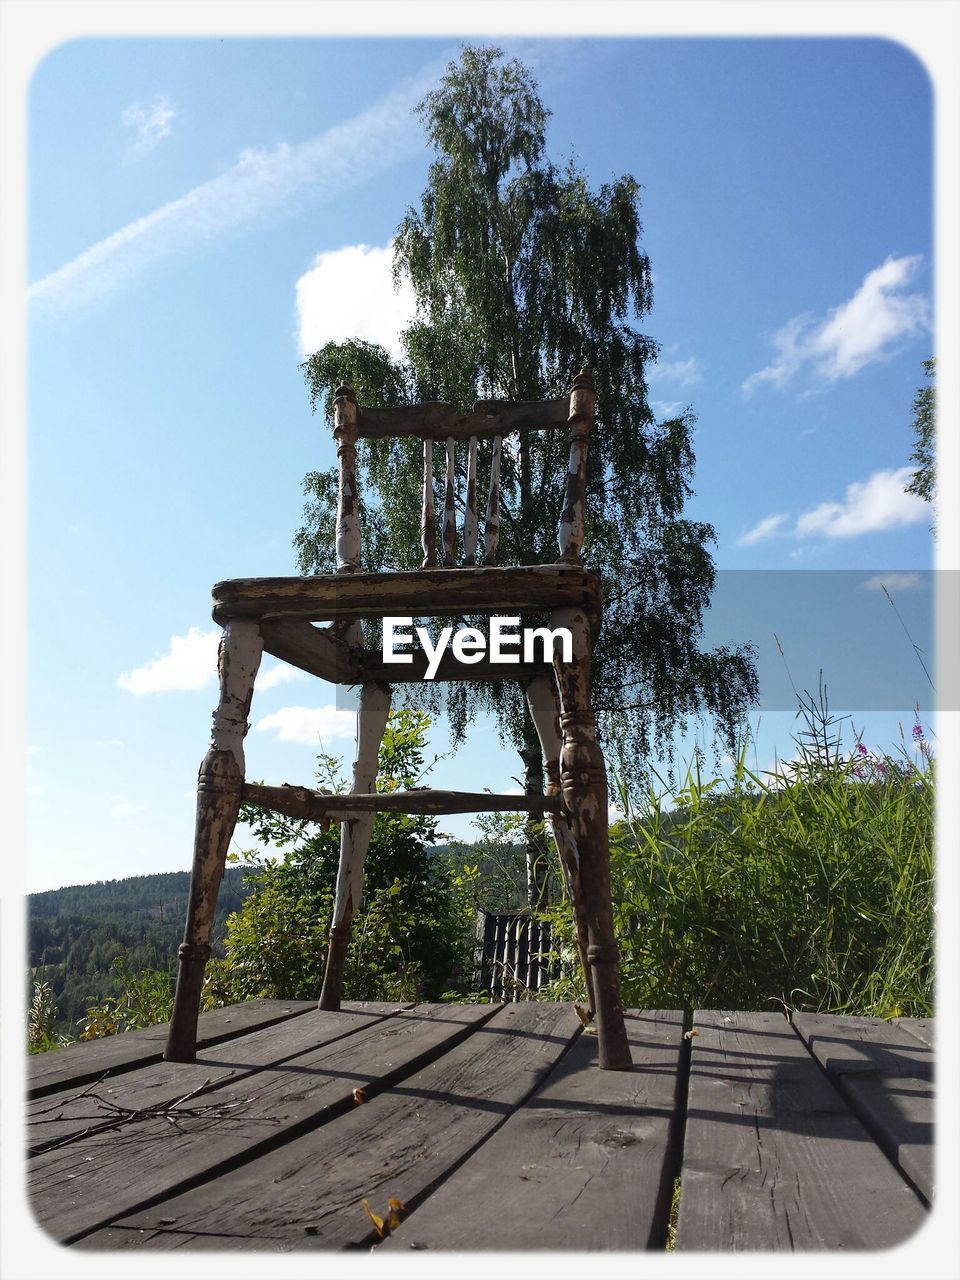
[{"left": 27, "top": 999, "right": 934, "bottom": 1252}]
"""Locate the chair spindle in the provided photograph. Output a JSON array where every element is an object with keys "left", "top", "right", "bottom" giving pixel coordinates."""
[
  {"left": 557, "top": 369, "right": 595, "bottom": 564},
  {"left": 420, "top": 437, "right": 436, "bottom": 568},
  {"left": 482, "top": 434, "right": 502, "bottom": 566},
  {"left": 442, "top": 436, "right": 457, "bottom": 567},
  {"left": 462, "top": 435, "right": 479, "bottom": 564},
  {"left": 333, "top": 380, "right": 361, "bottom": 573}
]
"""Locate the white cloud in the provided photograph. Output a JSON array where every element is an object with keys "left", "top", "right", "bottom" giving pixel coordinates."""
[
  {"left": 118, "top": 627, "right": 219, "bottom": 694},
  {"left": 650, "top": 399, "right": 686, "bottom": 420},
  {"left": 296, "top": 242, "right": 417, "bottom": 360},
  {"left": 794, "top": 468, "right": 926, "bottom": 539},
  {"left": 862, "top": 572, "right": 925, "bottom": 593},
  {"left": 29, "top": 58, "right": 447, "bottom": 318},
  {"left": 27, "top": 745, "right": 42, "bottom": 755},
  {"left": 739, "top": 468, "right": 928, "bottom": 546},
  {"left": 96, "top": 738, "right": 127, "bottom": 748},
  {"left": 257, "top": 663, "right": 308, "bottom": 691},
  {"left": 255, "top": 704, "right": 357, "bottom": 745},
  {"left": 112, "top": 800, "right": 147, "bottom": 818},
  {"left": 122, "top": 96, "right": 176, "bottom": 157},
  {"left": 654, "top": 356, "right": 700, "bottom": 386},
  {"left": 743, "top": 255, "right": 929, "bottom": 393},
  {"left": 737, "top": 513, "right": 790, "bottom": 547}
]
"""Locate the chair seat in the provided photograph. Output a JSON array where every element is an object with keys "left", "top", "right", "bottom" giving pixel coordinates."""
[{"left": 212, "top": 564, "right": 601, "bottom": 625}]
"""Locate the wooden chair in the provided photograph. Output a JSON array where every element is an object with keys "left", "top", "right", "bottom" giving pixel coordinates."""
[{"left": 164, "top": 370, "right": 632, "bottom": 1070}]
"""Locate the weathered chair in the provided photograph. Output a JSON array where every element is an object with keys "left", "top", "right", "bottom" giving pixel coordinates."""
[{"left": 164, "top": 370, "right": 632, "bottom": 1069}]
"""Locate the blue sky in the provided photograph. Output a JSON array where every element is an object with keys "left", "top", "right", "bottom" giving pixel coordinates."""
[{"left": 26, "top": 36, "right": 939, "bottom": 892}]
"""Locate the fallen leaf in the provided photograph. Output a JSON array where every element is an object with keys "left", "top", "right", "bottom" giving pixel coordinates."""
[
  {"left": 361, "top": 1199, "right": 385, "bottom": 1238},
  {"left": 386, "top": 1198, "right": 406, "bottom": 1229},
  {"left": 353, "top": 1088, "right": 367, "bottom": 1105}
]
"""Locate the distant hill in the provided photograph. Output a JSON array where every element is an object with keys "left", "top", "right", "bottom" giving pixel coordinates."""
[{"left": 28, "top": 867, "right": 255, "bottom": 1033}]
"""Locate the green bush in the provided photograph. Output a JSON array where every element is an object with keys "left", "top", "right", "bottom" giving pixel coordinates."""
[
  {"left": 206, "top": 709, "right": 480, "bottom": 1006},
  {"left": 541, "top": 695, "right": 934, "bottom": 1018}
]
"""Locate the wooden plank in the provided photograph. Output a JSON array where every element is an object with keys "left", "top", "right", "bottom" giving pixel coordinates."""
[
  {"left": 380, "top": 1010, "right": 686, "bottom": 1251},
  {"left": 791, "top": 1013, "right": 934, "bottom": 1203},
  {"left": 356, "top": 398, "right": 569, "bottom": 441},
  {"left": 212, "top": 566, "right": 602, "bottom": 627},
  {"left": 28, "top": 999, "right": 316, "bottom": 1099},
  {"left": 242, "top": 783, "right": 563, "bottom": 822},
  {"left": 897, "top": 1017, "right": 935, "bottom": 1049},
  {"left": 27, "top": 1004, "right": 396, "bottom": 1154},
  {"left": 80, "top": 1003, "right": 583, "bottom": 1251},
  {"left": 29, "top": 1003, "right": 494, "bottom": 1243},
  {"left": 258, "top": 618, "right": 364, "bottom": 683},
  {"left": 675, "top": 1010, "right": 926, "bottom": 1250}
]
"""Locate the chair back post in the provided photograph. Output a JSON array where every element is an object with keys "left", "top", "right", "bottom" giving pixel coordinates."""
[
  {"left": 333, "top": 380, "right": 361, "bottom": 573},
  {"left": 557, "top": 368, "right": 596, "bottom": 564}
]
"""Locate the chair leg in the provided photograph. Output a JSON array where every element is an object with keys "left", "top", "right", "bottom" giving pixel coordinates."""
[
  {"left": 318, "top": 678, "right": 392, "bottom": 1010},
  {"left": 524, "top": 675, "right": 595, "bottom": 1014},
  {"left": 550, "top": 607, "right": 632, "bottom": 1070},
  {"left": 165, "top": 621, "right": 263, "bottom": 1062}
]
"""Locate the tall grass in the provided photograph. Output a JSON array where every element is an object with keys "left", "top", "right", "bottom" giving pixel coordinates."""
[{"left": 544, "top": 691, "right": 934, "bottom": 1017}]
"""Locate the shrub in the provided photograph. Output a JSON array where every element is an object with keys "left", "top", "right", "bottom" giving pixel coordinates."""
[
  {"left": 541, "top": 693, "right": 934, "bottom": 1018},
  {"left": 207, "top": 709, "right": 479, "bottom": 1006}
]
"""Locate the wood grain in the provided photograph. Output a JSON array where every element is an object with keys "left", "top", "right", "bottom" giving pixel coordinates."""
[
  {"left": 28, "top": 1000, "right": 316, "bottom": 1100},
  {"left": 791, "top": 1012, "right": 934, "bottom": 1204},
  {"left": 211, "top": 565, "right": 601, "bottom": 626},
  {"left": 675, "top": 1010, "right": 926, "bottom": 1250},
  {"left": 27, "top": 1005, "right": 395, "bottom": 1154},
  {"left": 30, "top": 1004, "right": 495, "bottom": 1244},
  {"left": 380, "top": 1010, "right": 685, "bottom": 1250},
  {"left": 80, "top": 1003, "right": 582, "bottom": 1251},
  {"left": 242, "top": 783, "right": 563, "bottom": 820},
  {"left": 355, "top": 398, "right": 569, "bottom": 441}
]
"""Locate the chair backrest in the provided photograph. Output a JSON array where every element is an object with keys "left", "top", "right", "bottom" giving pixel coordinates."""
[{"left": 331, "top": 371, "right": 596, "bottom": 573}]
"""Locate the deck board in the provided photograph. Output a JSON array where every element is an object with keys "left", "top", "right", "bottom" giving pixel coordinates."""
[
  {"left": 80, "top": 1002, "right": 583, "bottom": 1251},
  {"left": 791, "top": 1013, "right": 934, "bottom": 1204},
  {"left": 26, "top": 1001, "right": 935, "bottom": 1253},
  {"left": 380, "top": 1009, "right": 686, "bottom": 1251},
  {"left": 30, "top": 1003, "right": 493, "bottom": 1243},
  {"left": 675, "top": 1010, "right": 926, "bottom": 1251},
  {"left": 27, "top": 1004, "right": 395, "bottom": 1154},
  {"left": 27, "top": 999, "right": 318, "bottom": 1098}
]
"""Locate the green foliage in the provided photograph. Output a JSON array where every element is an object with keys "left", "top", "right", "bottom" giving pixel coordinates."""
[
  {"left": 540, "top": 694, "right": 934, "bottom": 1018},
  {"left": 906, "top": 357, "right": 935, "bottom": 508},
  {"left": 210, "top": 710, "right": 480, "bottom": 1005},
  {"left": 296, "top": 44, "right": 758, "bottom": 784},
  {"left": 27, "top": 977, "right": 70, "bottom": 1054},
  {"left": 77, "top": 954, "right": 174, "bottom": 1039}
]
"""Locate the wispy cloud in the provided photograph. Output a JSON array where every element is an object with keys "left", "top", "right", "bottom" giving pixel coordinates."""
[
  {"left": 118, "top": 627, "right": 219, "bottom": 694},
  {"left": 95, "top": 738, "right": 127, "bottom": 749},
  {"left": 296, "top": 241, "right": 416, "bottom": 359},
  {"left": 122, "top": 96, "right": 177, "bottom": 158},
  {"left": 654, "top": 355, "right": 700, "bottom": 386},
  {"left": 112, "top": 799, "right": 147, "bottom": 818},
  {"left": 739, "top": 467, "right": 928, "bottom": 546},
  {"left": 743, "top": 255, "right": 929, "bottom": 394},
  {"left": 737, "top": 513, "right": 790, "bottom": 547},
  {"left": 650, "top": 399, "right": 687, "bottom": 420},
  {"left": 254, "top": 704, "right": 357, "bottom": 745},
  {"left": 29, "top": 59, "right": 446, "bottom": 318},
  {"left": 862, "top": 572, "right": 926, "bottom": 593},
  {"left": 257, "top": 663, "right": 307, "bottom": 692}
]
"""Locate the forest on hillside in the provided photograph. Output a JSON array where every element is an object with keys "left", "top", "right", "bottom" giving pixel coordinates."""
[{"left": 27, "top": 867, "right": 254, "bottom": 1033}]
